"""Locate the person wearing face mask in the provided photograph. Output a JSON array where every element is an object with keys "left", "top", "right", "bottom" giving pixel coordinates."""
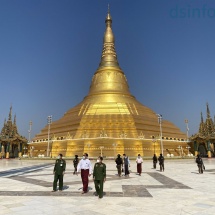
[
  {"left": 158, "top": 153, "right": 165, "bottom": 172},
  {"left": 93, "top": 156, "right": 106, "bottom": 199},
  {"left": 152, "top": 154, "right": 158, "bottom": 169},
  {"left": 136, "top": 154, "right": 143, "bottom": 176},
  {"left": 73, "top": 155, "right": 79, "bottom": 175},
  {"left": 52, "top": 154, "right": 66, "bottom": 192},
  {"left": 115, "top": 154, "right": 123, "bottom": 177},
  {"left": 123, "top": 154, "right": 130, "bottom": 177},
  {"left": 77, "top": 153, "right": 92, "bottom": 194}
]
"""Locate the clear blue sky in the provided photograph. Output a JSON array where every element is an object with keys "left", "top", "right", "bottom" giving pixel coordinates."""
[{"left": 1, "top": 0, "right": 215, "bottom": 139}]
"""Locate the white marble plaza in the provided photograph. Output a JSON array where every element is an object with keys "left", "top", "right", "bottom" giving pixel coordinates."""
[{"left": 0, "top": 158, "right": 215, "bottom": 215}]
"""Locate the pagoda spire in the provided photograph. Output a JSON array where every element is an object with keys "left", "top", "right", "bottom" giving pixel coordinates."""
[
  {"left": 8, "top": 106, "right": 12, "bottom": 121},
  {"left": 14, "top": 114, "right": 16, "bottom": 125},
  {"left": 201, "top": 112, "right": 204, "bottom": 123},
  {"left": 13, "top": 114, "right": 18, "bottom": 134},
  {"left": 88, "top": 6, "right": 131, "bottom": 97},
  {"left": 205, "top": 103, "right": 214, "bottom": 135},
  {"left": 98, "top": 5, "right": 120, "bottom": 68},
  {"left": 206, "top": 102, "right": 211, "bottom": 118},
  {"left": 199, "top": 112, "right": 205, "bottom": 135}
]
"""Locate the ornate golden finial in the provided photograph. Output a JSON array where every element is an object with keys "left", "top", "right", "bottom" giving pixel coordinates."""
[
  {"left": 8, "top": 105, "right": 12, "bottom": 121},
  {"left": 14, "top": 114, "right": 16, "bottom": 125},
  {"left": 206, "top": 102, "right": 211, "bottom": 118},
  {"left": 201, "top": 112, "right": 203, "bottom": 123},
  {"left": 199, "top": 112, "right": 205, "bottom": 135},
  {"left": 106, "top": 4, "right": 111, "bottom": 21},
  {"left": 98, "top": 7, "right": 120, "bottom": 68}
]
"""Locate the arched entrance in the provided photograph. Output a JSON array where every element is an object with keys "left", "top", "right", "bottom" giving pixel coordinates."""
[
  {"left": 198, "top": 144, "right": 207, "bottom": 157},
  {"left": 13, "top": 145, "right": 19, "bottom": 157}
]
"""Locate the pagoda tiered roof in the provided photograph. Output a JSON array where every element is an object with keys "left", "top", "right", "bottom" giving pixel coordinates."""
[{"left": 0, "top": 106, "right": 27, "bottom": 143}]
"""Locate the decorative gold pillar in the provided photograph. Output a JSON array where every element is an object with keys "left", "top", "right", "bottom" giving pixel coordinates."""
[
  {"left": 194, "top": 141, "right": 198, "bottom": 156},
  {"left": 208, "top": 151, "right": 211, "bottom": 158},
  {"left": 6, "top": 152, "right": 9, "bottom": 159},
  {"left": 207, "top": 141, "right": 211, "bottom": 158}
]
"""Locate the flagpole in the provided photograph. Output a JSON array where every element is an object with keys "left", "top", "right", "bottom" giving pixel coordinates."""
[{"left": 184, "top": 119, "right": 189, "bottom": 142}]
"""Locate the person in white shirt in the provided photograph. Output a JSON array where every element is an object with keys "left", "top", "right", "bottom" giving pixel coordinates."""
[
  {"left": 77, "top": 153, "right": 92, "bottom": 194},
  {"left": 136, "top": 154, "right": 143, "bottom": 176}
]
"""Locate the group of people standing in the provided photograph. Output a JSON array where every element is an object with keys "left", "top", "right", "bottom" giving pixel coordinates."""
[
  {"left": 115, "top": 154, "right": 131, "bottom": 177},
  {"left": 52, "top": 152, "right": 204, "bottom": 199},
  {"left": 153, "top": 153, "right": 165, "bottom": 171},
  {"left": 115, "top": 153, "right": 165, "bottom": 177},
  {"left": 52, "top": 153, "right": 106, "bottom": 199}
]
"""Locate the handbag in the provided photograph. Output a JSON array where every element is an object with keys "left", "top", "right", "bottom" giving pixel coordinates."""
[{"left": 203, "top": 164, "right": 205, "bottom": 170}]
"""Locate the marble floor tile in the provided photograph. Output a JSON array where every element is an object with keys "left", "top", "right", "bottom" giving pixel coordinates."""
[{"left": 0, "top": 158, "right": 215, "bottom": 214}]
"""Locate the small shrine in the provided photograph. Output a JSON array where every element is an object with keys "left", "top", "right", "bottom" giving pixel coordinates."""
[
  {"left": 190, "top": 103, "right": 215, "bottom": 157},
  {"left": 0, "top": 106, "right": 27, "bottom": 158}
]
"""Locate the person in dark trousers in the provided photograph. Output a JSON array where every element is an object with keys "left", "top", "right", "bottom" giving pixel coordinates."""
[
  {"left": 115, "top": 154, "right": 123, "bottom": 177},
  {"left": 52, "top": 154, "right": 66, "bottom": 192},
  {"left": 73, "top": 155, "right": 79, "bottom": 175},
  {"left": 153, "top": 154, "right": 158, "bottom": 169},
  {"left": 136, "top": 154, "right": 143, "bottom": 176},
  {"left": 93, "top": 156, "right": 106, "bottom": 199},
  {"left": 123, "top": 154, "right": 130, "bottom": 177},
  {"left": 77, "top": 153, "right": 92, "bottom": 194},
  {"left": 196, "top": 154, "right": 204, "bottom": 174},
  {"left": 158, "top": 153, "right": 164, "bottom": 172}
]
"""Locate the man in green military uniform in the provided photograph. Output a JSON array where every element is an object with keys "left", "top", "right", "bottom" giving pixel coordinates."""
[
  {"left": 93, "top": 156, "right": 106, "bottom": 199},
  {"left": 52, "top": 154, "right": 66, "bottom": 192}
]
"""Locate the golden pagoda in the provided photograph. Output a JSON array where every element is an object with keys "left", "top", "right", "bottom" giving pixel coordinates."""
[
  {"left": 0, "top": 106, "right": 28, "bottom": 158},
  {"left": 190, "top": 103, "right": 215, "bottom": 158},
  {"left": 30, "top": 9, "right": 187, "bottom": 157}
]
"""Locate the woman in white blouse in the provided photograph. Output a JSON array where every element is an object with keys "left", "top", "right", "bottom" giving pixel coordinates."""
[{"left": 136, "top": 154, "right": 143, "bottom": 176}]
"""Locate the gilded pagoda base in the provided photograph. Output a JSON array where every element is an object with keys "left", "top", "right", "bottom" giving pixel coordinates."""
[{"left": 30, "top": 138, "right": 189, "bottom": 158}]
